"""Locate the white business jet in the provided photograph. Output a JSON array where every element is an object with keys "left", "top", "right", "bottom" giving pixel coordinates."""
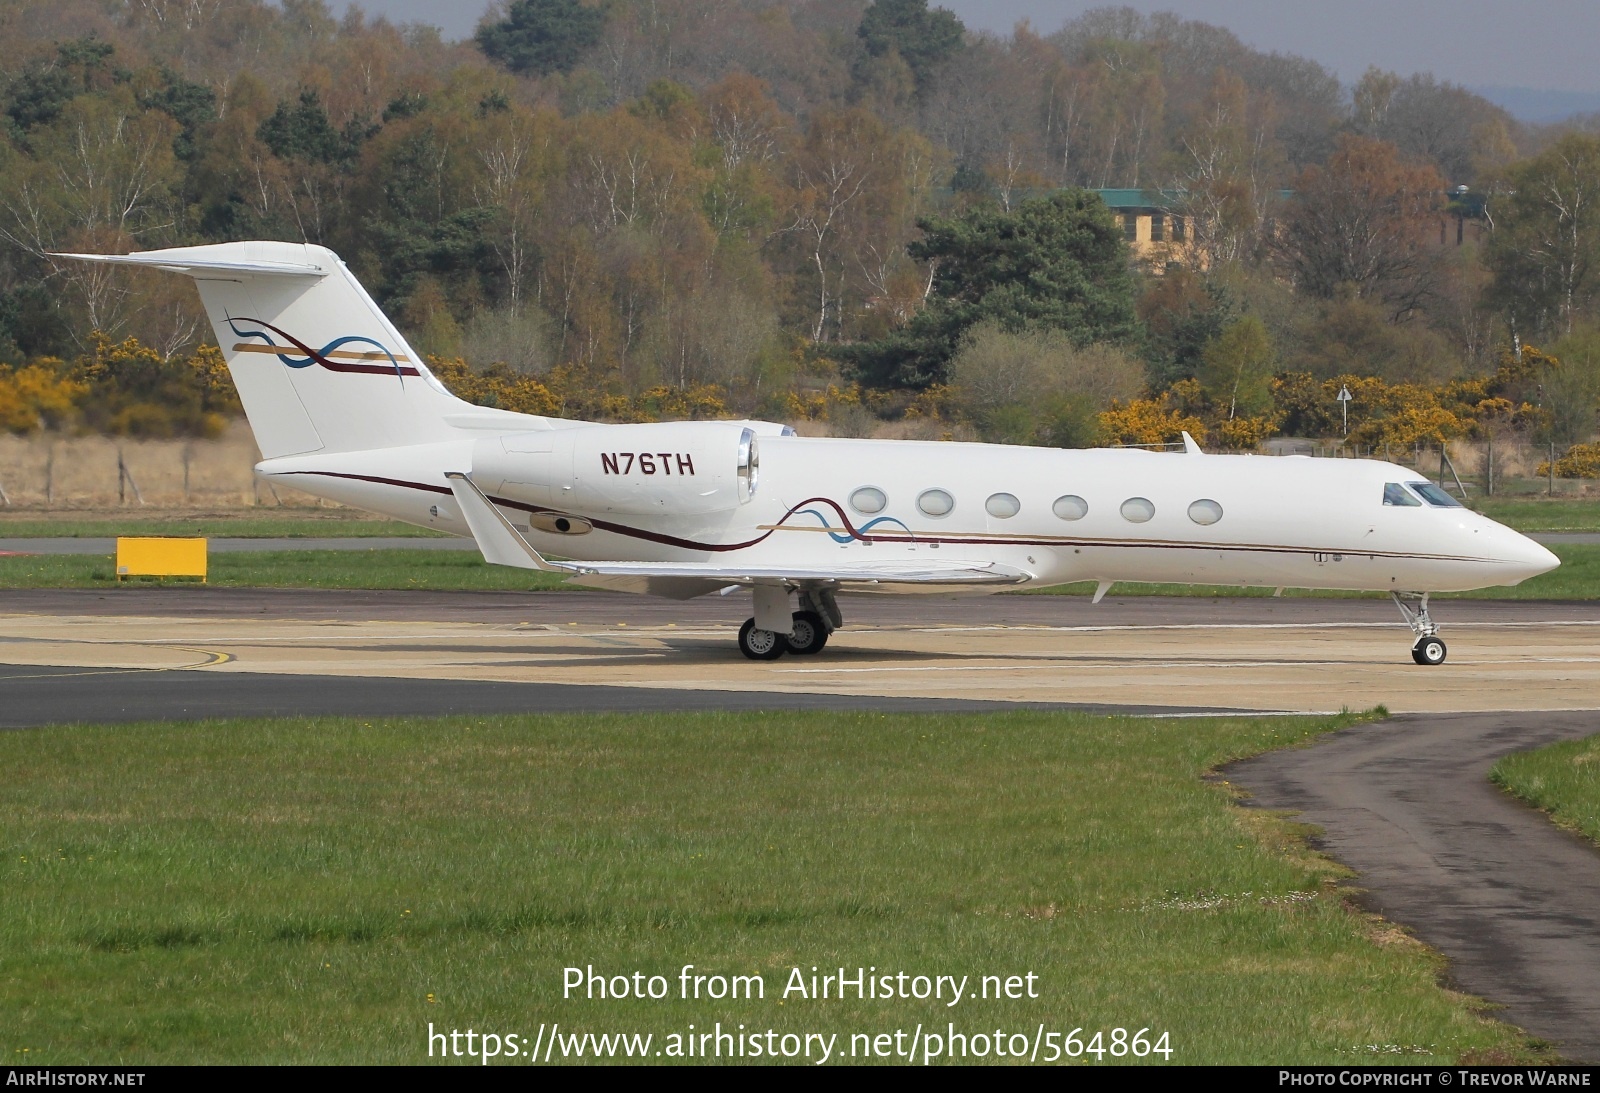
[{"left": 61, "top": 241, "right": 1558, "bottom": 664}]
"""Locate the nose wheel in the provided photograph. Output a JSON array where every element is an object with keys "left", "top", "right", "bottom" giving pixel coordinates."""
[{"left": 1393, "top": 592, "right": 1447, "bottom": 665}]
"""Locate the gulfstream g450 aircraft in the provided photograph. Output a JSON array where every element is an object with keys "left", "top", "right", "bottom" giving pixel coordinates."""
[{"left": 62, "top": 241, "right": 1559, "bottom": 664}]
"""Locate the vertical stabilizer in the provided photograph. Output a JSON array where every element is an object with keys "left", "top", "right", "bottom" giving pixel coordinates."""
[{"left": 55, "top": 241, "right": 472, "bottom": 458}]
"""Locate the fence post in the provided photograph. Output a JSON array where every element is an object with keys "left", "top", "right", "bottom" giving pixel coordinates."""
[
  {"left": 1442, "top": 443, "right": 1469, "bottom": 498},
  {"left": 1549, "top": 441, "right": 1556, "bottom": 497},
  {"left": 116, "top": 448, "right": 146, "bottom": 506}
]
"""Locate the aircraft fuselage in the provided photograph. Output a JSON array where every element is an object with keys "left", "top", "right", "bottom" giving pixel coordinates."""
[{"left": 261, "top": 428, "right": 1557, "bottom": 597}]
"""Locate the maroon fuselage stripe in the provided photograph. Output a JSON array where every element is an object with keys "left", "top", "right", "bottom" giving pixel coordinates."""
[{"left": 286, "top": 470, "right": 1499, "bottom": 565}]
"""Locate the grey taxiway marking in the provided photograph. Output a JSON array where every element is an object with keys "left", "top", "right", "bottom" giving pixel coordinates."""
[{"left": 1229, "top": 711, "right": 1600, "bottom": 1063}]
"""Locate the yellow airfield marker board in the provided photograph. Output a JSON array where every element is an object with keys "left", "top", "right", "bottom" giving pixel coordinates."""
[{"left": 116, "top": 537, "right": 208, "bottom": 582}]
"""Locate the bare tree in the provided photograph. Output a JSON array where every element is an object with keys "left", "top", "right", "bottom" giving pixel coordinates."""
[{"left": 1278, "top": 135, "right": 1447, "bottom": 322}]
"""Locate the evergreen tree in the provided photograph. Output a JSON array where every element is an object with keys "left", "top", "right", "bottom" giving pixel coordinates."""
[
  {"left": 258, "top": 89, "right": 346, "bottom": 164},
  {"left": 845, "top": 190, "right": 1138, "bottom": 388},
  {"left": 857, "top": 0, "right": 964, "bottom": 89},
  {"left": 476, "top": 0, "right": 606, "bottom": 78}
]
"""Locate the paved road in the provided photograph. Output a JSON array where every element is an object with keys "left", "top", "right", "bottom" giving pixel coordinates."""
[
  {"left": 0, "top": 662, "right": 1213, "bottom": 729},
  {"left": 4, "top": 589, "right": 1597, "bottom": 713},
  {"left": 1230, "top": 711, "right": 1600, "bottom": 1063}
]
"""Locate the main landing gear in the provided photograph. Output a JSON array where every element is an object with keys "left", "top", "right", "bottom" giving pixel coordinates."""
[
  {"left": 1392, "top": 591, "right": 1447, "bottom": 665},
  {"left": 736, "top": 588, "right": 840, "bottom": 660}
]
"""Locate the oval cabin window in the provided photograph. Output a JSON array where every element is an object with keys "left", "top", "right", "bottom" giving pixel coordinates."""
[
  {"left": 1053, "top": 495, "right": 1088, "bottom": 521},
  {"left": 850, "top": 486, "right": 887, "bottom": 514},
  {"left": 1188, "top": 499, "right": 1223, "bottom": 525},
  {"left": 1120, "top": 497, "right": 1155, "bottom": 523},
  {"left": 985, "top": 493, "right": 1021, "bottom": 518},
  {"left": 917, "top": 489, "right": 955, "bottom": 517}
]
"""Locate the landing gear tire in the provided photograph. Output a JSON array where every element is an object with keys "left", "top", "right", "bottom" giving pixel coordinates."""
[
  {"left": 738, "top": 618, "right": 787, "bottom": 660},
  {"left": 1411, "top": 635, "right": 1447, "bottom": 666},
  {"left": 785, "top": 611, "right": 829, "bottom": 655}
]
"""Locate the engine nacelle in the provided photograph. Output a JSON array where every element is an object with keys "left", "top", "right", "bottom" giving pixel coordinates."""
[{"left": 471, "top": 420, "right": 761, "bottom": 517}]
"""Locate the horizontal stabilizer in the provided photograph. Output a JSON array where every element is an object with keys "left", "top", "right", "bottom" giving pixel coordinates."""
[{"left": 51, "top": 247, "right": 327, "bottom": 278}]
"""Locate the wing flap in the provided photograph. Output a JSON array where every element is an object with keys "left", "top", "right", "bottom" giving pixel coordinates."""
[{"left": 555, "top": 559, "right": 1030, "bottom": 585}]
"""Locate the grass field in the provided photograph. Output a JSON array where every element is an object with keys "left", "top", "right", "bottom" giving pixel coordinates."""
[
  {"left": 1472, "top": 498, "right": 1600, "bottom": 532},
  {"left": 0, "top": 513, "right": 445, "bottom": 538},
  {"left": 0, "top": 710, "right": 1542, "bottom": 1065},
  {"left": 1491, "top": 736, "right": 1600, "bottom": 850},
  {"left": 0, "top": 548, "right": 567, "bottom": 592},
  {"left": 2, "top": 544, "right": 1595, "bottom": 599}
]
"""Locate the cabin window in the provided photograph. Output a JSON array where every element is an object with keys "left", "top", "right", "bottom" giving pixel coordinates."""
[
  {"left": 1053, "top": 495, "right": 1088, "bottom": 520},
  {"left": 985, "top": 492, "right": 1021, "bottom": 518},
  {"left": 850, "top": 486, "right": 887, "bottom": 514},
  {"left": 1122, "top": 213, "right": 1139, "bottom": 241},
  {"left": 1150, "top": 213, "right": 1165, "bottom": 242},
  {"left": 917, "top": 488, "right": 955, "bottom": 517},
  {"left": 1410, "top": 481, "right": 1464, "bottom": 508},
  {"left": 1121, "top": 497, "right": 1155, "bottom": 523},
  {"left": 1171, "top": 215, "right": 1186, "bottom": 241},
  {"left": 1383, "top": 482, "right": 1422, "bottom": 507},
  {"left": 1188, "top": 499, "right": 1223, "bottom": 525}
]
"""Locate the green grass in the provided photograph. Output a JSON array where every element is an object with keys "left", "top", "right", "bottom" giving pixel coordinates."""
[
  {"left": 2, "top": 544, "right": 1597, "bottom": 598},
  {"left": 0, "top": 710, "right": 1542, "bottom": 1065},
  {"left": 1491, "top": 735, "right": 1600, "bottom": 850},
  {"left": 0, "top": 548, "right": 568, "bottom": 591},
  {"left": 1472, "top": 497, "right": 1600, "bottom": 532},
  {"left": 0, "top": 514, "right": 446, "bottom": 538}
]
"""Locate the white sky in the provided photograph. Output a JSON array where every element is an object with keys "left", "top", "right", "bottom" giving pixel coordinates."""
[{"left": 347, "top": 0, "right": 1600, "bottom": 94}]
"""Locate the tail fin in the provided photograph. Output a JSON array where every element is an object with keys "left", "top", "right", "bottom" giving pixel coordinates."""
[{"left": 56, "top": 241, "right": 472, "bottom": 458}]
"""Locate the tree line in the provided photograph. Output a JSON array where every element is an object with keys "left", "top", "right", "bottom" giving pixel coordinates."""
[{"left": 0, "top": 0, "right": 1598, "bottom": 470}]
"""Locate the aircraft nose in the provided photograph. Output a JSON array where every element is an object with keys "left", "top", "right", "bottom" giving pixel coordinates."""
[{"left": 1496, "top": 530, "right": 1560, "bottom": 584}]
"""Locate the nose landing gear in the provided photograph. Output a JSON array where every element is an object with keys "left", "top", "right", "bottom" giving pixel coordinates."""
[{"left": 1392, "top": 591, "right": 1447, "bottom": 665}]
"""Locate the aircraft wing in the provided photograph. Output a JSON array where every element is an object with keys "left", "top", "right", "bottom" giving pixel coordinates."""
[{"left": 445, "top": 472, "right": 1030, "bottom": 598}]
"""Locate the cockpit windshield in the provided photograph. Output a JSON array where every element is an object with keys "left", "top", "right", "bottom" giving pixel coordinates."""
[
  {"left": 1408, "top": 481, "right": 1464, "bottom": 508},
  {"left": 1383, "top": 482, "right": 1422, "bottom": 507}
]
